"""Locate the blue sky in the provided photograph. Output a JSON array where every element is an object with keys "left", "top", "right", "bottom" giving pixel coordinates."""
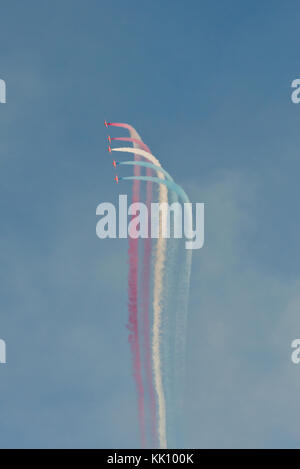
[{"left": 0, "top": 0, "right": 300, "bottom": 448}]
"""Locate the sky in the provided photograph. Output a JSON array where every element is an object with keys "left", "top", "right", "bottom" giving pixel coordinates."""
[{"left": 0, "top": 0, "right": 300, "bottom": 448}]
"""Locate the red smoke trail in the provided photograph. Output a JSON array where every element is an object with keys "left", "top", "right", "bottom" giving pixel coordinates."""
[
  {"left": 111, "top": 134, "right": 156, "bottom": 446},
  {"left": 128, "top": 190, "right": 146, "bottom": 447},
  {"left": 107, "top": 123, "right": 156, "bottom": 446}
]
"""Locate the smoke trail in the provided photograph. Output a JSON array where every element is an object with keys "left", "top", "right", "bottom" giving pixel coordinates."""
[
  {"left": 107, "top": 123, "right": 147, "bottom": 446},
  {"left": 110, "top": 136, "right": 157, "bottom": 446},
  {"left": 120, "top": 175, "right": 193, "bottom": 448},
  {"left": 116, "top": 161, "right": 174, "bottom": 182},
  {"left": 111, "top": 147, "right": 165, "bottom": 179},
  {"left": 111, "top": 136, "right": 194, "bottom": 448},
  {"left": 117, "top": 160, "right": 180, "bottom": 446},
  {"left": 112, "top": 147, "right": 169, "bottom": 448},
  {"left": 120, "top": 175, "right": 191, "bottom": 205},
  {"left": 109, "top": 136, "right": 151, "bottom": 152}
]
